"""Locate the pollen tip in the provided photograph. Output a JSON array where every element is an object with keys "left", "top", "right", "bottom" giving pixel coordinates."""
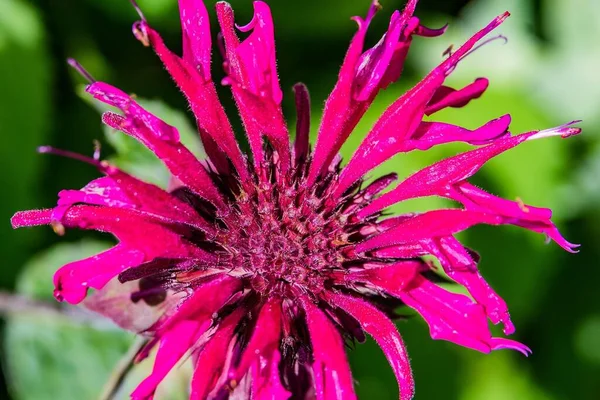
[{"left": 37, "top": 145, "right": 52, "bottom": 154}]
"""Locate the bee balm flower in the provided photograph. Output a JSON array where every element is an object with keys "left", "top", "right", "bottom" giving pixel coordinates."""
[{"left": 12, "top": 0, "right": 579, "bottom": 399}]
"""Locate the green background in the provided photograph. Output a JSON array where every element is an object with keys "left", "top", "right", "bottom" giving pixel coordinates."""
[{"left": 1, "top": 0, "right": 599, "bottom": 399}]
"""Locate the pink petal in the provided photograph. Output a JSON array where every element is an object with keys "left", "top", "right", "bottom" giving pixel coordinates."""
[
  {"left": 378, "top": 273, "right": 530, "bottom": 355},
  {"left": 178, "top": 0, "right": 212, "bottom": 79},
  {"left": 334, "top": 13, "right": 510, "bottom": 197},
  {"left": 54, "top": 168, "right": 213, "bottom": 234},
  {"left": 190, "top": 310, "right": 244, "bottom": 400},
  {"left": 230, "top": 299, "right": 282, "bottom": 382},
  {"left": 307, "top": 0, "right": 419, "bottom": 185},
  {"left": 250, "top": 349, "right": 290, "bottom": 400},
  {"left": 328, "top": 293, "right": 414, "bottom": 400},
  {"left": 131, "top": 320, "right": 209, "bottom": 399},
  {"left": 408, "top": 113, "right": 511, "bottom": 150},
  {"left": 53, "top": 245, "right": 144, "bottom": 304},
  {"left": 425, "top": 78, "right": 489, "bottom": 115},
  {"left": 338, "top": 260, "right": 421, "bottom": 291},
  {"left": 152, "top": 275, "right": 241, "bottom": 335},
  {"left": 48, "top": 205, "right": 212, "bottom": 303},
  {"left": 300, "top": 297, "right": 357, "bottom": 400},
  {"left": 356, "top": 209, "right": 503, "bottom": 253},
  {"left": 427, "top": 236, "right": 514, "bottom": 334},
  {"left": 89, "top": 83, "right": 226, "bottom": 210},
  {"left": 358, "top": 131, "right": 535, "bottom": 218},
  {"left": 133, "top": 19, "right": 248, "bottom": 179},
  {"left": 216, "top": 1, "right": 290, "bottom": 171},
  {"left": 11, "top": 209, "right": 52, "bottom": 228}
]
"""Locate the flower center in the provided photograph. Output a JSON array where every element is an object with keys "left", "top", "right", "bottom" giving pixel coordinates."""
[{"left": 221, "top": 184, "right": 344, "bottom": 297}]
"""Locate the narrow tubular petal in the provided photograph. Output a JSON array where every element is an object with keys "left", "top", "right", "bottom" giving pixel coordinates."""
[
  {"left": 334, "top": 13, "right": 510, "bottom": 197},
  {"left": 300, "top": 297, "right": 357, "bottom": 400},
  {"left": 407, "top": 114, "right": 511, "bottom": 150},
  {"left": 56, "top": 166, "right": 214, "bottom": 234},
  {"left": 425, "top": 78, "right": 489, "bottom": 115},
  {"left": 216, "top": 1, "right": 290, "bottom": 171},
  {"left": 356, "top": 209, "right": 503, "bottom": 253},
  {"left": 151, "top": 275, "right": 241, "bottom": 334},
  {"left": 47, "top": 205, "right": 213, "bottom": 303},
  {"left": 251, "top": 349, "right": 290, "bottom": 400},
  {"left": 131, "top": 320, "right": 209, "bottom": 400},
  {"left": 293, "top": 83, "right": 311, "bottom": 164},
  {"left": 89, "top": 83, "right": 226, "bottom": 210},
  {"left": 328, "top": 293, "right": 414, "bottom": 400},
  {"left": 179, "top": 0, "right": 212, "bottom": 79},
  {"left": 133, "top": 18, "right": 249, "bottom": 179},
  {"left": 427, "top": 236, "right": 514, "bottom": 334},
  {"left": 358, "top": 131, "right": 535, "bottom": 217},
  {"left": 53, "top": 245, "right": 144, "bottom": 304},
  {"left": 230, "top": 299, "right": 282, "bottom": 382},
  {"left": 11, "top": 209, "right": 52, "bottom": 228},
  {"left": 308, "top": 0, "right": 419, "bottom": 185},
  {"left": 190, "top": 309, "right": 244, "bottom": 400},
  {"left": 371, "top": 271, "right": 531, "bottom": 355}
]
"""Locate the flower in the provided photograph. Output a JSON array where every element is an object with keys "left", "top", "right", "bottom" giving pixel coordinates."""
[{"left": 12, "top": 0, "right": 580, "bottom": 399}]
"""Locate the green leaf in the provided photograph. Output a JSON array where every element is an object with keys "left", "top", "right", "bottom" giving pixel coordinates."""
[
  {"left": 4, "top": 240, "right": 135, "bottom": 400},
  {"left": 0, "top": 0, "right": 52, "bottom": 287},
  {"left": 5, "top": 240, "right": 192, "bottom": 399}
]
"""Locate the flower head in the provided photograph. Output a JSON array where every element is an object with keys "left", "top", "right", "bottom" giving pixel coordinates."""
[{"left": 12, "top": 1, "right": 579, "bottom": 399}]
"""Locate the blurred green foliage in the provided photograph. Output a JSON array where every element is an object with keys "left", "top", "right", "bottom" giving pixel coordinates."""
[{"left": 1, "top": 0, "right": 599, "bottom": 399}]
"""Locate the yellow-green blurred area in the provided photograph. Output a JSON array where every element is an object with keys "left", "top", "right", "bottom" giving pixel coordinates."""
[{"left": 1, "top": 0, "right": 599, "bottom": 399}]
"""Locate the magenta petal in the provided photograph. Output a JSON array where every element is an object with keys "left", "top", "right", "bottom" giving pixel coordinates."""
[
  {"left": 300, "top": 297, "right": 357, "bottom": 400},
  {"left": 250, "top": 349, "right": 290, "bottom": 400},
  {"left": 152, "top": 275, "right": 241, "bottom": 334},
  {"left": 307, "top": 0, "right": 419, "bottom": 185},
  {"left": 178, "top": 0, "right": 212, "bottom": 79},
  {"left": 53, "top": 245, "right": 144, "bottom": 304},
  {"left": 216, "top": 1, "right": 290, "bottom": 171},
  {"left": 380, "top": 274, "right": 528, "bottom": 354},
  {"left": 230, "top": 299, "right": 282, "bottom": 382},
  {"left": 135, "top": 22, "right": 248, "bottom": 178},
  {"left": 329, "top": 293, "right": 414, "bottom": 400},
  {"left": 358, "top": 131, "right": 535, "bottom": 217},
  {"left": 234, "top": 1, "right": 282, "bottom": 104},
  {"left": 190, "top": 310, "right": 244, "bottom": 400},
  {"left": 341, "top": 260, "right": 421, "bottom": 291},
  {"left": 131, "top": 320, "right": 209, "bottom": 400},
  {"left": 409, "top": 113, "right": 511, "bottom": 150},
  {"left": 89, "top": 83, "right": 226, "bottom": 210},
  {"left": 356, "top": 209, "right": 503, "bottom": 253},
  {"left": 11, "top": 209, "right": 52, "bottom": 228},
  {"left": 429, "top": 236, "right": 514, "bottom": 334},
  {"left": 334, "top": 14, "right": 510, "bottom": 197},
  {"left": 425, "top": 78, "right": 489, "bottom": 115}
]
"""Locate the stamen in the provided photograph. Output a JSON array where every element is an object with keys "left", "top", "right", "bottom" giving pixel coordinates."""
[
  {"left": 527, "top": 120, "right": 582, "bottom": 141},
  {"left": 67, "top": 58, "right": 96, "bottom": 83},
  {"left": 461, "top": 34, "right": 508, "bottom": 60},
  {"left": 38, "top": 145, "right": 103, "bottom": 168},
  {"left": 129, "top": 0, "right": 146, "bottom": 21}
]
